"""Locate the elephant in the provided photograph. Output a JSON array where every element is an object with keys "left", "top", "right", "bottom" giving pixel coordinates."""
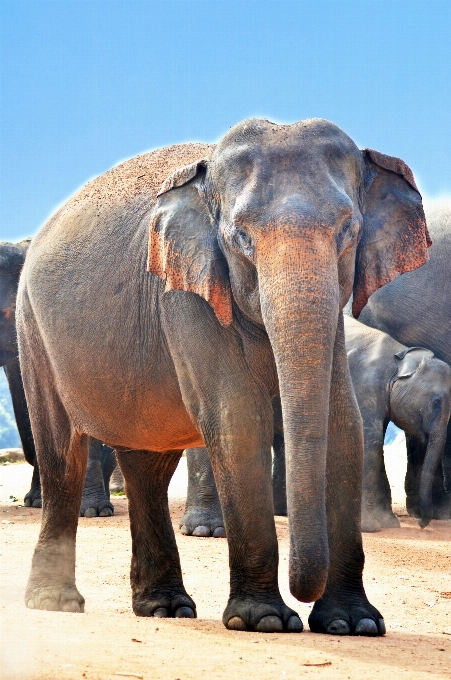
[
  {"left": 359, "top": 199, "right": 451, "bottom": 520},
  {"left": 17, "top": 118, "right": 430, "bottom": 635},
  {"left": 344, "top": 315, "right": 451, "bottom": 532},
  {"left": 181, "top": 398, "right": 286, "bottom": 537},
  {"left": 0, "top": 239, "right": 115, "bottom": 516}
]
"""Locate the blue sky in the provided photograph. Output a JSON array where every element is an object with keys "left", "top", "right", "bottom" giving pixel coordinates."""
[{"left": 1, "top": 0, "right": 450, "bottom": 242}]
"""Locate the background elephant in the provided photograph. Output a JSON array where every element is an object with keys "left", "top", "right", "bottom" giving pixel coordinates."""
[
  {"left": 359, "top": 199, "right": 451, "bottom": 520},
  {"left": 18, "top": 118, "right": 429, "bottom": 635},
  {"left": 345, "top": 316, "right": 451, "bottom": 532},
  {"left": 0, "top": 239, "right": 115, "bottom": 516}
]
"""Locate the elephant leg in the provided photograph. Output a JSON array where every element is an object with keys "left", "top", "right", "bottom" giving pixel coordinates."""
[
  {"left": 375, "top": 453, "right": 400, "bottom": 528},
  {"left": 109, "top": 460, "right": 125, "bottom": 493},
  {"left": 24, "top": 461, "right": 42, "bottom": 508},
  {"left": 80, "top": 438, "right": 114, "bottom": 518},
  {"left": 3, "top": 360, "right": 42, "bottom": 506},
  {"left": 162, "top": 294, "right": 302, "bottom": 633},
  {"left": 272, "top": 433, "right": 287, "bottom": 516},
  {"left": 309, "top": 316, "right": 385, "bottom": 636},
  {"left": 360, "top": 421, "right": 385, "bottom": 533},
  {"left": 21, "top": 308, "right": 86, "bottom": 613},
  {"left": 431, "top": 421, "right": 451, "bottom": 520},
  {"left": 180, "top": 448, "right": 225, "bottom": 538},
  {"left": 101, "top": 446, "right": 123, "bottom": 494},
  {"left": 405, "top": 434, "right": 424, "bottom": 518},
  {"left": 115, "top": 448, "right": 196, "bottom": 618}
]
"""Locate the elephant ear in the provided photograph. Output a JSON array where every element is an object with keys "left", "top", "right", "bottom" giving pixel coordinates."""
[
  {"left": 147, "top": 160, "right": 233, "bottom": 326},
  {"left": 352, "top": 149, "right": 431, "bottom": 318},
  {"left": 395, "top": 347, "right": 434, "bottom": 379}
]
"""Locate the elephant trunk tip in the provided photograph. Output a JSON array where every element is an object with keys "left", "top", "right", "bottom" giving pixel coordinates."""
[
  {"left": 289, "top": 554, "right": 328, "bottom": 603},
  {"left": 418, "top": 516, "right": 431, "bottom": 529}
]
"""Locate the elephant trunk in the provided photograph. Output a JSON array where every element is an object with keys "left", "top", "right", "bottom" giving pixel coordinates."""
[
  {"left": 258, "top": 237, "right": 339, "bottom": 602},
  {"left": 442, "top": 420, "right": 451, "bottom": 495},
  {"left": 418, "top": 417, "right": 448, "bottom": 528}
]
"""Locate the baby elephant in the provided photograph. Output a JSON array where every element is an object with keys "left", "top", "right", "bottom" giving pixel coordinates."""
[{"left": 345, "top": 316, "right": 451, "bottom": 532}]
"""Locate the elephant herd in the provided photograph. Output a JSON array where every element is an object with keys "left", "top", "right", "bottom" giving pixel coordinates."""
[{"left": 1, "top": 118, "right": 450, "bottom": 637}]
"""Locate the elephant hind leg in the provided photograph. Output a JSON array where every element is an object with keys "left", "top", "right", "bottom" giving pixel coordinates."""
[
  {"left": 115, "top": 448, "right": 196, "bottom": 618},
  {"left": 20, "top": 306, "right": 88, "bottom": 613},
  {"left": 180, "top": 447, "right": 225, "bottom": 538}
]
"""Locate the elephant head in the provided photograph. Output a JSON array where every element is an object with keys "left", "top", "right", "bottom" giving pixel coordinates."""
[
  {"left": 0, "top": 240, "right": 30, "bottom": 366},
  {"left": 391, "top": 347, "right": 451, "bottom": 528},
  {"left": 148, "top": 118, "right": 430, "bottom": 602}
]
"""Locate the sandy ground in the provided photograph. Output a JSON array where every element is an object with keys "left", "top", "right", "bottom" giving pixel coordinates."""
[{"left": 1, "top": 440, "right": 450, "bottom": 680}]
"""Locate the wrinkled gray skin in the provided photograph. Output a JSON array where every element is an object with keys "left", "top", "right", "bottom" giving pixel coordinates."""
[
  {"left": 181, "top": 398, "right": 286, "bottom": 537},
  {"left": 0, "top": 240, "right": 115, "bottom": 517},
  {"left": 345, "top": 316, "right": 451, "bottom": 532},
  {"left": 18, "top": 118, "right": 428, "bottom": 635},
  {"left": 359, "top": 200, "right": 451, "bottom": 520}
]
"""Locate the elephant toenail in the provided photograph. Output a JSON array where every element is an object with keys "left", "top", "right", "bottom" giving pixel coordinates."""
[
  {"left": 40, "top": 599, "right": 59, "bottom": 611},
  {"left": 378, "top": 618, "right": 386, "bottom": 635},
  {"left": 61, "top": 600, "right": 82, "bottom": 613},
  {"left": 286, "top": 615, "right": 303, "bottom": 632},
  {"left": 175, "top": 606, "right": 195, "bottom": 618},
  {"left": 256, "top": 616, "right": 284, "bottom": 633},
  {"left": 180, "top": 525, "right": 190, "bottom": 535},
  {"left": 83, "top": 508, "right": 98, "bottom": 518},
  {"left": 355, "top": 618, "right": 378, "bottom": 635},
  {"left": 99, "top": 507, "right": 113, "bottom": 517},
  {"left": 212, "top": 527, "right": 226, "bottom": 538},
  {"left": 227, "top": 616, "right": 247, "bottom": 631},
  {"left": 24, "top": 498, "right": 32, "bottom": 507},
  {"left": 326, "top": 619, "right": 350, "bottom": 635},
  {"left": 32, "top": 499, "right": 42, "bottom": 508},
  {"left": 27, "top": 599, "right": 35, "bottom": 609},
  {"left": 192, "top": 525, "right": 210, "bottom": 537},
  {"left": 153, "top": 607, "right": 169, "bottom": 617}
]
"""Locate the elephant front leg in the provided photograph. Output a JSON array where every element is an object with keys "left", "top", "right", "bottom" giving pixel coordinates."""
[
  {"left": 162, "top": 294, "right": 302, "bottom": 633},
  {"left": 180, "top": 448, "right": 226, "bottom": 537},
  {"left": 309, "top": 317, "right": 385, "bottom": 636},
  {"left": 116, "top": 448, "right": 196, "bottom": 619}
]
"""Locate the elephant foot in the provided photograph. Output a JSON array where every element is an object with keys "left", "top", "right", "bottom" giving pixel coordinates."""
[
  {"left": 406, "top": 497, "right": 421, "bottom": 518},
  {"left": 361, "top": 512, "right": 381, "bottom": 533},
  {"left": 377, "top": 511, "right": 400, "bottom": 529},
  {"left": 308, "top": 595, "right": 385, "bottom": 636},
  {"left": 180, "top": 506, "right": 226, "bottom": 538},
  {"left": 24, "top": 486, "right": 42, "bottom": 508},
  {"left": 25, "top": 584, "right": 85, "bottom": 613},
  {"left": 80, "top": 495, "right": 114, "bottom": 518},
  {"left": 223, "top": 596, "right": 303, "bottom": 633},
  {"left": 132, "top": 590, "right": 196, "bottom": 618}
]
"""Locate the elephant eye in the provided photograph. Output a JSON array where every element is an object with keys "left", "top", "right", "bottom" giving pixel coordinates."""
[
  {"left": 433, "top": 397, "right": 442, "bottom": 410},
  {"left": 233, "top": 228, "right": 254, "bottom": 255},
  {"left": 337, "top": 218, "right": 358, "bottom": 252}
]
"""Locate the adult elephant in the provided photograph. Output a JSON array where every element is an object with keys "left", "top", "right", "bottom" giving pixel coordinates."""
[
  {"left": 17, "top": 118, "right": 429, "bottom": 635},
  {"left": 359, "top": 200, "right": 451, "bottom": 519},
  {"left": 0, "top": 240, "right": 115, "bottom": 516},
  {"left": 345, "top": 316, "right": 451, "bottom": 532}
]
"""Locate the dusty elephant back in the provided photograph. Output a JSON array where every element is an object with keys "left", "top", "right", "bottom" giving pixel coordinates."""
[{"left": 61, "top": 142, "right": 214, "bottom": 215}]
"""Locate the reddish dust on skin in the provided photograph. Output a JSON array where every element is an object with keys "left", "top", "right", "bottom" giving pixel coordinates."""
[{"left": 57, "top": 143, "right": 214, "bottom": 217}]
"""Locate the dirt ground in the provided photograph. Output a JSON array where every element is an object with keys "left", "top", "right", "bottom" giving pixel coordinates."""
[{"left": 1, "top": 442, "right": 450, "bottom": 680}]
